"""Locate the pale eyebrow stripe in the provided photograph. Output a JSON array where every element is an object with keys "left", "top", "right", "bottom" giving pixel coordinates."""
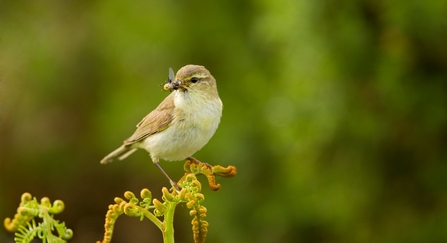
[{"left": 186, "top": 73, "right": 208, "bottom": 80}]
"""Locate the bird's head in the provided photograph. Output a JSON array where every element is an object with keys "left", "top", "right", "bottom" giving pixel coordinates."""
[{"left": 164, "top": 65, "right": 217, "bottom": 95}]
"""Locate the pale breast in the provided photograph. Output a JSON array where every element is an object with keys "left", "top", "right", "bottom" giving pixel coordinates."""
[{"left": 142, "top": 91, "right": 222, "bottom": 162}]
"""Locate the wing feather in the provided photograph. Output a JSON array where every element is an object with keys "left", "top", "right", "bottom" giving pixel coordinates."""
[{"left": 124, "top": 93, "right": 175, "bottom": 145}]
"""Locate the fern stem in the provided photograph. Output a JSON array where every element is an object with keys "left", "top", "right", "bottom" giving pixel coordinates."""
[
  {"left": 162, "top": 202, "right": 176, "bottom": 243},
  {"left": 140, "top": 205, "right": 164, "bottom": 231}
]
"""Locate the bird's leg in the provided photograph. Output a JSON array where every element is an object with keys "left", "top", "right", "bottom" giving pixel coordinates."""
[{"left": 154, "top": 162, "right": 181, "bottom": 191}]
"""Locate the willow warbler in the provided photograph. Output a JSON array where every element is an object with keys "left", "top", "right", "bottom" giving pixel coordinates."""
[{"left": 101, "top": 65, "right": 223, "bottom": 189}]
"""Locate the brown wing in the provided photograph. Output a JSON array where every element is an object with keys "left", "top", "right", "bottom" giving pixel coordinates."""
[{"left": 124, "top": 93, "right": 175, "bottom": 146}]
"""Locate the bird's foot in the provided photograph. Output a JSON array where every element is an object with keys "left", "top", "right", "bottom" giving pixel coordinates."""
[
  {"left": 187, "top": 157, "right": 213, "bottom": 171},
  {"left": 170, "top": 180, "right": 181, "bottom": 191}
]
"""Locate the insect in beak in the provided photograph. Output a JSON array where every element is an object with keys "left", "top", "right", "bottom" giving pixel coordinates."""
[{"left": 164, "top": 67, "right": 177, "bottom": 91}]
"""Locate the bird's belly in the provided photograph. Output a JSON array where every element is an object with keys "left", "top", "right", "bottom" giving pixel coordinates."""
[{"left": 141, "top": 116, "right": 219, "bottom": 161}]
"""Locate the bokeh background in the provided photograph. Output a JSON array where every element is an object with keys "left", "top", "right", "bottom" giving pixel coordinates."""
[{"left": 1, "top": 0, "right": 447, "bottom": 242}]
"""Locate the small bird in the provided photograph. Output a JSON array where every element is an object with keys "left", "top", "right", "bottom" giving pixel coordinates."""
[{"left": 101, "top": 65, "right": 223, "bottom": 189}]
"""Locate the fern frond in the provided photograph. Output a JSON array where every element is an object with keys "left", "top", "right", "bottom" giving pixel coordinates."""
[
  {"left": 4, "top": 193, "right": 72, "bottom": 243},
  {"left": 14, "top": 220, "right": 41, "bottom": 243},
  {"left": 98, "top": 158, "right": 237, "bottom": 243}
]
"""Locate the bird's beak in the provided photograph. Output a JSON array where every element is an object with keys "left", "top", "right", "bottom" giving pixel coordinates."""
[{"left": 164, "top": 80, "right": 182, "bottom": 91}]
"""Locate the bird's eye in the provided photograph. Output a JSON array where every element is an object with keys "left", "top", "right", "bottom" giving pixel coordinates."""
[{"left": 190, "top": 77, "right": 199, "bottom": 83}]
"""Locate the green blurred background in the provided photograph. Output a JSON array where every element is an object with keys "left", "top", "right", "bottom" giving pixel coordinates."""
[{"left": 1, "top": 0, "right": 447, "bottom": 242}]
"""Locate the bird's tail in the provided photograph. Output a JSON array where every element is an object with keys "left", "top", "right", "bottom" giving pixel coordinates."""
[{"left": 100, "top": 145, "right": 137, "bottom": 164}]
